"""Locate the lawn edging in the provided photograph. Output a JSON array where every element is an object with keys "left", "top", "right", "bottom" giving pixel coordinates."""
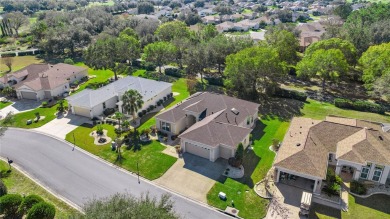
[{"left": 11, "top": 128, "right": 228, "bottom": 216}]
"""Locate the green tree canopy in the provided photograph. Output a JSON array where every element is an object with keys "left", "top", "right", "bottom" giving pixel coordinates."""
[
  {"left": 142, "top": 41, "right": 177, "bottom": 74},
  {"left": 265, "top": 29, "right": 299, "bottom": 65},
  {"left": 155, "top": 21, "right": 191, "bottom": 42},
  {"left": 305, "top": 38, "right": 357, "bottom": 66},
  {"left": 359, "top": 42, "right": 390, "bottom": 91},
  {"left": 83, "top": 193, "right": 179, "bottom": 219},
  {"left": 224, "top": 45, "right": 285, "bottom": 100},
  {"left": 296, "top": 49, "right": 348, "bottom": 91}
]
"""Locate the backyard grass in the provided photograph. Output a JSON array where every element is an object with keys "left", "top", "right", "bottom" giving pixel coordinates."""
[
  {"left": 310, "top": 194, "right": 390, "bottom": 219},
  {"left": 88, "top": 0, "right": 115, "bottom": 7},
  {"left": 207, "top": 117, "right": 290, "bottom": 219},
  {"left": 65, "top": 124, "right": 177, "bottom": 180},
  {"left": 302, "top": 99, "right": 390, "bottom": 123},
  {"left": 73, "top": 62, "right": 114, "bottom": 93},
  {"left": 0, "top": 161, "right": 80, "bottom": 218},
  {"left": 0, "top": 101, "right": 12, "bottom": 109},
  {"left": 138, "top": 78, "right": 190, "bottom": 131},
  {"left": 12, "top": 102, "right": 60, "bottom": 129},
  {"left": 0, "top": 56, "right": 43, "bottom": 76}
]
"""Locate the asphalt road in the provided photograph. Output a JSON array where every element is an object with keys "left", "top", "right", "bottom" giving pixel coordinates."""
[{"left": 0, "top": 129, "right": 230, "bottom": 219}]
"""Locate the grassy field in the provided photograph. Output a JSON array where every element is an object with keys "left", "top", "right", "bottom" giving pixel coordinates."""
[
  {"left": 0, "top": 161, "right": 80, "bottom": 218},
  {"left": 73, "top": 62, "right": 114, "bottom": 93},
  {"left": 0, "top": 101, "right": 12, "bottom": 109},
  {"left": 207, "top": 118, "right": 290, "bottom": 219},
  {"left": 302, "top": 99, "right": 390, "bottom": 122},
  {"left": 12, "top": 102, "right": 61, "bottom": 129},
  {"left": 0, "top": 56, "right": 43, "bottom": 76},
  {"left": 88, "top": 0, "right": 115, "bottom": 7},
  {"left": 138, "top": 78, "right": 190, "bottom": 131},
  {"left": 65, "top": 124, "right": 177, "bottom": 180},
  {"left": 310, "top": 194, "right": 390, "bottom": 219}
]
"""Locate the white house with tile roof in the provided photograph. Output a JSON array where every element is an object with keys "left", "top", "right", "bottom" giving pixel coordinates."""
[{"left": 66, "top": 76, "right": 172, "bottom": 118}]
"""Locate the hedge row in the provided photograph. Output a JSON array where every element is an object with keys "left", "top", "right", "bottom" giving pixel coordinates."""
[
  {"left": 165, "top": 68, "right": 182, "bottom": 78},
  {"left": 334, "top": 98, "right": 385, "bottom": 114},
  {"left": 274, "top": 88, "right": 308, "bottom": 102},
  {"left": 205, "top": 77, "right": 224, "bottom": 86}
]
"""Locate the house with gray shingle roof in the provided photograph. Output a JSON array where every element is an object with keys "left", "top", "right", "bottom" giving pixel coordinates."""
[
  {"left": 274, "top": 116, "right": 390, "bottom": 194},
  {"left": 155, "top": 92, "right": 259, "bottom": 161},
  {"left": 66, "top": 76, "right": 172, "bottom": 118}
]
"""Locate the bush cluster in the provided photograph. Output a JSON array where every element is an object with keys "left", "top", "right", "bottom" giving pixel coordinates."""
[
  {"left": 350, "top": 180, "right": 367, "bottom": 195},
  {"left": 164, "top": 68, "right": 182, "bottom": 78},
  {"left": 334, "top": 98, "right": 385, "bottom": 114},
  {"left": 205, "top": 77, "right": 224, "bottom": 86},
  {"left": 103, "top": 108, "right": 115, "bottom": 116},
  {"left": 274, "top": 88, "right": 308, "bottom": 102}
]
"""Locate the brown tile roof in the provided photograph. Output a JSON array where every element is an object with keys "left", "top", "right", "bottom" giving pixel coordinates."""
[
  {"left": 13, "top": 63, "right": 86, "bottom": 91},
  {"left": 275, "top": 116, "right": 390, "bottom": 179}
]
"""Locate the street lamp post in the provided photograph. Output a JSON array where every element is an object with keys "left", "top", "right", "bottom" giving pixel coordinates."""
[{"left": 137, "top": 161, "right": 140, "bottom": 184}]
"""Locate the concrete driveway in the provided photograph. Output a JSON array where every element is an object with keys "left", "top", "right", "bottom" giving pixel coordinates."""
[
  {"left": 154, "top": 153, "right": 227, "bottom": 203},
  {"left": 35, "top": 113, "right": 90, "bottom": 139},
  {"left": 0, "top": 99, "right": 41, "bottom": 118}
]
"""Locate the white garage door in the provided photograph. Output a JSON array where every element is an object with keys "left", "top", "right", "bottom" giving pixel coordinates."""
[
  {"left": 74, "top": 106, "right": 91, "bottom": 118},
  {"left": 21, "top": 91, "right": 37, "bottom": 100},
  {"left": 220, "top": 146, "right": 232, "bottom": 159},
  {"left": 185, "top": 142, "right": 210, "bottom": 160}
]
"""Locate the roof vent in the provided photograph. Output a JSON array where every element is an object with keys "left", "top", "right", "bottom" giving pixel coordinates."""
[
  {"left": 231, "top": 108, "right": 239, "bottom": 115},
  {"left": 296, "top": 143, "right": 301, "bottom": 147},
  {"left": 379, "top": 136, "right": 383, "bottom": 141}
]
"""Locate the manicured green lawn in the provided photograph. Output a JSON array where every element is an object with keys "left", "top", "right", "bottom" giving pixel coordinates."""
[
  {"left": 12, "top": 102, "right": 61, "bottom": 129},
  {"left": 138, "top": 78, "right": 190, "bottom": 131},
  {"left": 65, "top": 124, "right": 177, "bottom": 180},
  {"left": 0, "top": 161, "right": 80, "bottom": 218},
  {"left": 132, "top": 69, "right": 146, "bottom": 77},
  {"left": 0, "top": 101, "right": 12, "bottom": 109},
  {"left": 302, "top": 99, "right": 390, "bottom": 123},
  {"left": 0, "top": 56, "right": 43, "bottom": 76},
  {"left": 88, "top": 0, "right": 115, "bottom": 7},
  {"left": 73, "top": 62, "right": 114, "bottom": 93},
  {"left": 207, "top": 117, "right": 290, "bottom": 219},
  {"left": 310, "top": 194, "right": 390, "bottom": 219}
]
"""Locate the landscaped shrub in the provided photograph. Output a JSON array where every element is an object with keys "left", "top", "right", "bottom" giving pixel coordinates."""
[
  {"left": 165, "top": 68, "right": 182, "bottom": 77},
  {"left": 0, "top": 180, "right": 7, "bottom": 197},
  {"left": 64, "top": 58, "right": 74, "bottom": 65},
  {"left": 274, "top": 88, "right": 308, "bottom": 102},
  {"left": 41, "top": 101, "right": 48, "bottom": 107},
  {"left": 323, "top": 168, "right": 342, "bottom": 196},
  {"left": 350, "top": 180, "right": 367, "bottom": 195},
  {"left": 18, "top": 195, "right": 44, "bottom": 215},
  {"left": 143, "top": 62, "right": 157, "bottom": 71},
  {"left": 103, "top": 108, "right": 115, "bottom": 116},
  {"left": 0, "top": 194, "right": 23, "bottom": 218},
  {"left": 26, "top": 202, "right": 55, "bottom": 219},
  {"left": 205, "top": 77, "right": 224, "bottom": 86},
  {"left": 334, "top": 98, "right": 385, "bottom": 114},
  {"left": 138, "top": 111, "right": 144, "bottom": 117},
  {"left": 96, "top": 125, "right": 104, "bottom": 135}
]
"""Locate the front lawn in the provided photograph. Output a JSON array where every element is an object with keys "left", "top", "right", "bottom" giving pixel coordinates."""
[
  {"left": 12, "top": 102, "right": 61, "bottom": 129},
  {"left": 0, "top": 101, "right": 12, "bottom": 109},
  {"left": 65, "top": 124, "right": 177, "bottom": 180},
  {"left": 138, "top": 78, "right": 189, "bottom": 131},
  {"left": 310, "top": 194, "right": 390, "bottom": 219},
  {"left": 207, "top": 117, "right": 290, "bottom": 219},
  {"left": 0, "top": 161, "right": 80, "bottom": 218}
]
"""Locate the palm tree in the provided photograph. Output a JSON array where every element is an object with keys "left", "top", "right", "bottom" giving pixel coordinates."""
[
  {"left": 121, "top": 90, "right": 144, "bottom": 123},
  {"left": 114, "top": 112, "right": 123, "bottom": 130}
]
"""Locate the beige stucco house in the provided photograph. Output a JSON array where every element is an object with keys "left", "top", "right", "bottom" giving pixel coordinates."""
[
  {"left": 155, "top": 92, "right": 259, "bottom": 161},
  {"left": 274, "top": 116, "right": 390, "bottom": 194},
  {"left": 0, "top": 63, "right": 88, "bottom": 100}
]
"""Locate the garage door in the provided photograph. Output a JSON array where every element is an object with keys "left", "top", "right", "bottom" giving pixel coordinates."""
[
  {"left": 220, "top": 146, "right": 232, "bottom": 159},
  {"left": 185, "top": 142, "right": 210, "bottom": 160},
  {"left": 73, "top": 106, "right": 91, "bottom": 118},
  {"left": 21, "top": 91, "right": 37, "bottom": 100}
]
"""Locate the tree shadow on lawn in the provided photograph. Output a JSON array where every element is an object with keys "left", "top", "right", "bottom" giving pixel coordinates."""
[
  {"left": 353, "top": 194, "right": 390, "bottom": 215},
  {"left": 230, "top": 150, "right": 260, "bottom": 189},
  {"left": 258, "top": 97, "right": 304, "bottom": 122}
]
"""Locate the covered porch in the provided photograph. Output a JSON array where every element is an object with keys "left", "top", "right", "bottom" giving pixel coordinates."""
[{"left": 275, "top": 167, "right": 322, "bottom": 194}]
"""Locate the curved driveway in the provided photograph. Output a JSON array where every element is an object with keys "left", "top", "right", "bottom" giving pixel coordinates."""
[{"left": 0, "top": 129, "right": 229, "bottom": 219}]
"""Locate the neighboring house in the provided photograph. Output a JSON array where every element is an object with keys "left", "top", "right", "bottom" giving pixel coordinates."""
[
  {"left": 296, "top": 21, "right": 325, "bottom": 51},
  {"left": 0, "top": 63, "right": 87, "bottom": 100},
  {"left": 66, "top": 76, "right": 172, "bottom": 119},
  {"left": 198, "top": 8, "right": 213, "bottom": 17},
  {"left": 216, "top": 19, "right": 259, "bottom": 33},
  {"left": 202, "top": 15, "right": 220, "bottom": 24},
  {"left": 274, "top": 116, "right": 390, "bottom": 194},
  {"left": 155, "top": 92, "right": 259, "bottom": 162}
]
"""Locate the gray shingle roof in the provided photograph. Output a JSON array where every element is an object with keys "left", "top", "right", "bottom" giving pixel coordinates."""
[{"left": 66, "top": 76, "right": 172, "bottom": 108}]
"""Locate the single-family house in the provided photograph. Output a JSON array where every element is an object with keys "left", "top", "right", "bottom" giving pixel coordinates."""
[
  {"left": 296, "top": 21, "right": 325, "bottom": 51},
  {"left": 202, "top": 15, "right": 220, "bottom": 24},
  {"left": 66, "top": 76, "right": 172, "bottom": 119},
  {"left": 155, "top": 92, "right": 259, "bottom": 161},
  {"left": 274, "top": 116, "right": 390, "bottom": 194},
  {"left": 0, "top": 63, "right": 87, "bottom": 100}
]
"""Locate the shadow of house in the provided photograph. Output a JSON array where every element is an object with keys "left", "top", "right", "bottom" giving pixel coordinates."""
[
  {"left": 354, "top": 194, "right": 390, "bottom": 215},
  {"left": 231, "top": 149, "right": 260, "bottom": 188},
  {"left": 7, "top": 99, "right": 43, "bottom": 111},
  {"left": 182, "top": 153, "right": 227, "bottom": 184},
  {"left": 258, "top": 97, "right": 304, "bottom": 121},
  {"left": 309, "top": 202, "right": 341, "bottom": 219}
]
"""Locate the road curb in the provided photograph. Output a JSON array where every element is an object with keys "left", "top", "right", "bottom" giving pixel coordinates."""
[
  {"left": 8, "top": 128, "right": 232, "bottom": 218},
  {"left": 0, "top": 156, "right": 83, "bottom": 213}
]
